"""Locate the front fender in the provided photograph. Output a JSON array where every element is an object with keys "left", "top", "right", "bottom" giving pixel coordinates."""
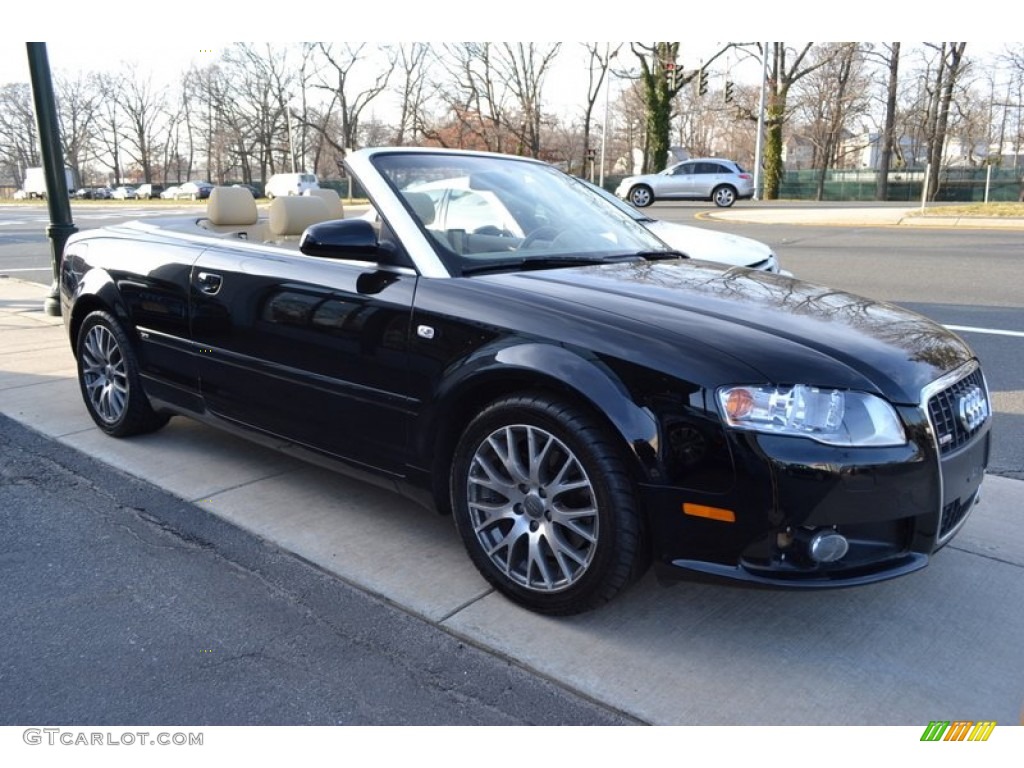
[{"left": 419, "top": 340, "right": 661, "bottom": 482}]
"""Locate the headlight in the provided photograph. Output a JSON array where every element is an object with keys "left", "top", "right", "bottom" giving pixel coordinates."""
[{"left": 717, "top": 384, "right": 906, "bottom": 447}]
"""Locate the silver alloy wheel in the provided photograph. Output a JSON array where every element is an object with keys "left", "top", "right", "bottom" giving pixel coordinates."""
[
  {"left": 713, "top": 185, "right": 737, "bottom": 207},
  {"left": 80, "top": 324, "right": 129, "bottom": 424},
  {"left": 629, "top": 186, "right": 652, "bottom": 207},
  {"left": 466, "top": 424, "right": 599, "bottom": 593}
]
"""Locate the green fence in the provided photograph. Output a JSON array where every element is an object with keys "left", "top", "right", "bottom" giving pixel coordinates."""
[{"left": 779, "top": 168, "right": 1024, "bottom": 202}]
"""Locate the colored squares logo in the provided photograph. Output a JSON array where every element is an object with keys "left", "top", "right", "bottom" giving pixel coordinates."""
[{"left": 920, "top": 721, "right": 996, "bottom": 742}]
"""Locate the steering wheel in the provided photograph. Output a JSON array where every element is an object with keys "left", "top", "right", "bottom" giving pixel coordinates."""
[{"left": 519, "top": 226, "right": 562, "bottom": 250}]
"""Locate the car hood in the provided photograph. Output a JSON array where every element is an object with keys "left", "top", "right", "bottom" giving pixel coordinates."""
[
  {"left": 477, "top": 260, "right": 972, "bottom": 404},
  {"left": 640, "top": 219, "right": 773, "bottom": 268}
]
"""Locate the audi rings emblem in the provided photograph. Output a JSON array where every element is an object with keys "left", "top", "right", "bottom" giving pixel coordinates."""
[{"left": 958, "top": 387, "right": 989, "bottom": 432}]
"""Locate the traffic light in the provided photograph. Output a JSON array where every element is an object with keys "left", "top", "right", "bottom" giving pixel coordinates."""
[
  {"left": 664, "top": 62, "right": 677, "bottom": 90},
  {"left": 699, "top": 69, "right": 709, "bottom": 97},
  {"left": 725, "top": 81, "right": 735, "bottom": 103}
]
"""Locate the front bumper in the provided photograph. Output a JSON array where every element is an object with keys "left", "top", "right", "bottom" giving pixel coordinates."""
[{"left": 643, "top": 362, "right": 992, "bottom": 587}]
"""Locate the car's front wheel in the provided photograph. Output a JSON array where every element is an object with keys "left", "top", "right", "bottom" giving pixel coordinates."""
[
  {"left": 451, "top": 393, "right": 645, "bottom": 614},
  {"left": 628, "top": 185, "right": 654, "bottom": 208},
  {"left": 712, "top": 185, "right": 737, "bottom": 207},
  {"left": 76, "top": 311, "right": 170, "bottom": 437}
]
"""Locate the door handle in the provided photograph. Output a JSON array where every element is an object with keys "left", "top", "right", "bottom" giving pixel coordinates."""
[{"left": 196, "top": 272, "right": 223, "bottom": 294}]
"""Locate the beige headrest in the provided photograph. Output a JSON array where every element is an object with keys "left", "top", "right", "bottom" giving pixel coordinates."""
[
  {"left": 268, "top": 195, "right": 332, "bottom": 236},
  {"left": 304, "top": 188, "right": 344, "bottom": 218},
  {"left": 403, "top": 191, "right": 435, "bottom": 225},
  {"left": 207, "top": 186, "right": 258, "bottom": 226}
]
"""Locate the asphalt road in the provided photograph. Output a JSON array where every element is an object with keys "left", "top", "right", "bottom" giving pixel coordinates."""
[{"left": 0, "top": 412, "right": 631, "bottom": 726}]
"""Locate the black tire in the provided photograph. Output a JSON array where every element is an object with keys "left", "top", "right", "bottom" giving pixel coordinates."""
[
  {"left": 628, "top": 185, "right": 654, "bottom": 208},
  {"left": 75, "top": 310, "right": 170, "bottom": 437},
  {"left": 450, "top": 393, "right": 646, "bottom": 615},
  {"left": 712, "top": 185, "right": 737, "bottom": 208}
]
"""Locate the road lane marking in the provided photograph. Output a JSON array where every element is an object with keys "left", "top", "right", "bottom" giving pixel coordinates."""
[{"left": 945, "top": 324, "right": 1024, "bottom": 339}]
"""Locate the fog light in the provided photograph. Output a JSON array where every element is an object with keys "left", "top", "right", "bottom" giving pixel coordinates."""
[{"left": 808, "top": 530, "right": 849, "bottom": 563}]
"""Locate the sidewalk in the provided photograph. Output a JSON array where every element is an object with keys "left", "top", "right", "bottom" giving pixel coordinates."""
[
  {"left": 705, "top": 204, "right": 1024, "bottom": 229},
  {"left": 2, "top": 275, "right": 1023, "bottom": 726}
]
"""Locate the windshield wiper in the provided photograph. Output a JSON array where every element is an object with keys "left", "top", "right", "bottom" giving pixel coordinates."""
[
  {"left": 461, "top": 254, "right": 632, "bottom": 275},
  {"left": 632, "top": 250, "right": 687, "bottom": 261}
]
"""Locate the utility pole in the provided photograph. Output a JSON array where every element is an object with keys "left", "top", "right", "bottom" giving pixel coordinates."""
[
  {"left": 753, "top": 42, "right": 769, "bottom": 201},
  {"left": 26, "top": 43, "right": 76, "bottom": 317}
]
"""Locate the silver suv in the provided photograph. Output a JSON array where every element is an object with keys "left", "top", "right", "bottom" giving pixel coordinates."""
[{"left": 615, "top": 158, "right": 754, "bottom": 208}]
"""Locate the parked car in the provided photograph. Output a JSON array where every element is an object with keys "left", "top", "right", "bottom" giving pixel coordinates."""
[
  {"left": 175, "top": 181, "right": 215, "bottom": 201},
  {"left": 616, "top": 158, "right": 754, "bottom": 208},
  {"left": 60, "top": 151, "right": 991, "bottom": 615},
  {"left": 160, "top": 186, "right": 181, "bottom": 200},
  {"left": 135, "top": 183, "right": 165, "bottom": 200},
  {"left": 232, "top": 183, "right": 262, "bottom": 199},
  {"left": 111, "top": 185, "right": 138, "bottom": 200},
  {"left": 265, "top": 172, "right": 319, "bottom": 199},
  {"left": 582, "top": 180, "right": 785, "bottom": 273}
]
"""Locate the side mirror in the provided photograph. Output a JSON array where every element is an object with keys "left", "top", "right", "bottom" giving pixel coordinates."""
[{"left": 300, "top": 218, "right": 380, "bottom": 259}]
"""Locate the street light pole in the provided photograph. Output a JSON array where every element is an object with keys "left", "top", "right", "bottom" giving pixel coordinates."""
[
  {"left": 599, "top": 45, "right": 617, "bottom": 189},
  {"left": 26, "top": 42, "right": 76, "bottom": 317},
  {"left": 753, "top": 42, "right": 769, "bottom": 201}
]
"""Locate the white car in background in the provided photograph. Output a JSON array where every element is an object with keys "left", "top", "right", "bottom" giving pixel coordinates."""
[{"left": 583, "top": 181, "right": 788, "bottom": 274}]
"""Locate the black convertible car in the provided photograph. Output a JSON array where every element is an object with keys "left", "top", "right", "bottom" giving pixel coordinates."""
[{"left": 59, "top": 147, "right": 991, "bottom": 614}]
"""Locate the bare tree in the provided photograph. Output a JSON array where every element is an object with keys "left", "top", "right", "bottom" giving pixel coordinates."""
[
  {"left": 117, "top": 74, "right": 168, "bottom": 183},
  {"left": 922, "top": 42, "right": 968, "bottom": 199},
  {"left": 393, "top": 43, "right": 434, "bottom": 146},
  {"left": 794, "top": 43, "right": 870, "bottom": 199},
  {"left": 581, "top": 43, "right": 621, "bottom": 176},
  {"left": 427, "top": 43, "right": 512, "bottom": 152},
  {"left": 92, "top": 73, "right": 127, "bottom": 184},
  {"left": 874, "top": 43, "right": 901, "bottom": 200},
  {"left": 755, "top": 43, "right": 835, "bottom": 199},
  {"left": 56, "top": 73, "right": 100, "bottom": 184},
  {"left": 0, "top": 83, "right": 41, "bottom": 187},
  {"left": 493, "top": 43, "right": 561, "bottom": 158},
  {"left": 312, "top": 43, "right": 395, "bottom": 153}
]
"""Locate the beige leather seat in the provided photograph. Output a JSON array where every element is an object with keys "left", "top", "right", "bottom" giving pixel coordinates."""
[
  {"left": 207, "top": 186, "right": 257, "bottom": 224},
  {"left": 303, "top": 188, "right": 344, "bottom": 219},
  {"left": 403, "top": 191, "right": 435, "bottom": 226},
  {"left": 201, "top": 186, "right": 260, "bottom": 236},
  {"left": 267, "top": 195, "right": 333, "bottom": 243}
]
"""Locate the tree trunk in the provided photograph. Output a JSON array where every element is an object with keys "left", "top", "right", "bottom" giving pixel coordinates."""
[
  {"left": 876, "top": 43, "right": 900, "bottom": 201},
  {"left": 763, "top": 105, "right": 785, "bottom": 199}
]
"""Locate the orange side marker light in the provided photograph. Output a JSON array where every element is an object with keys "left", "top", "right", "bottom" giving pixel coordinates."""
[{"left": 682, "top": 503, "right": 736, "bottom": 523}]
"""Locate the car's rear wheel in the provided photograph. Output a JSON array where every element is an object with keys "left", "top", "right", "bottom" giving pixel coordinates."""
[
  {"left": 451, "top": 393, "right": 645, "bottom": 615},
  {"left": 76, "top": 311, "right": 170, "bottom": 437},
  {"left": 628, "top": 185, "right": 654, "bottom": 208},
  {"left": 712, "top": 185, "right": 737, "bottom": 207}
]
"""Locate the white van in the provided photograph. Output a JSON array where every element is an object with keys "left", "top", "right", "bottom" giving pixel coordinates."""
[{"left": 265, "top": 172, "right": 319, "bottom": 199}]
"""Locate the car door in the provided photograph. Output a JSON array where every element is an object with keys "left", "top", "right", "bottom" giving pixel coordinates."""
[
  {"left": 692, "top": 162, "right": 726, "bottom": 198},
  {"left": 188, "top": 242, "right": 417, "bottom": 476},
  {"left": 659, "top": 163, "right": 695, "bottom": 198}
]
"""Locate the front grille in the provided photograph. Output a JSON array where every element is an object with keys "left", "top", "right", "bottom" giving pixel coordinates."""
[
  {"left": 927, "top": 367, "right": 988, "bottom": 455},
  {"left": 940, "top": 491, "right": 978, "bottom": 540}
]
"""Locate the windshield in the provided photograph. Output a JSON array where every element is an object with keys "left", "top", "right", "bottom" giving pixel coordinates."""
[{"left": 371, "top": 152, "right": 672, "bottom": 275}]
